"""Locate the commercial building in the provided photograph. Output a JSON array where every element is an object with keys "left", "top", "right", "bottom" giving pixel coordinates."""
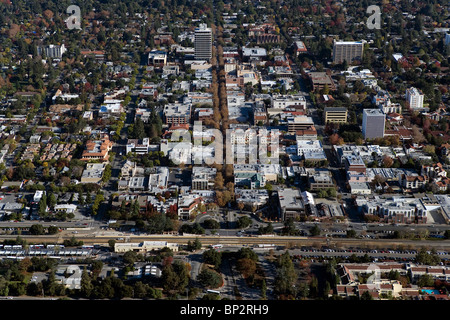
[
  {"left": 178, "top": 194, "right": 203, "bottom": 220},
  {"left": 307, "top": 169, "right": 335, "bottom": 190},
  {"left": 344, "top": 155, "right": 366, "bottom": 174},
  {"left": 332, "top": 40, "right": 365, "bottom": 64},
  {"left": 277, "top": 188, "right": 316, "bottom": 220},
  {"left": 163, "top": 103, "right": 191, "bottom": 125},
  {"left": 194, "top": 24, "right": 212, "bottom": 61},
  {"left": 324, "top": 107, "right": 348, "bottom": 123},
  {"left": 362, "top": 196, "right": 430, "bottom": 224},
  {"left": 362, "top": 109, "right": 385, "bottom": 139},
  {"left": 294, "top": 41, "right": 307, "bottom": 55},
  {"left": 81, "top": 163, "right": 106, "bottom": 183},
  {"left": 277, "top": 188, "right": 305, "bottom": 220},
  {"left": 148, "top": 167, "right": 169, "bottom": 193},
  {"left": 235, "top": 188, "right": 269, "bottom": 208},
  {"left": 295, "top": 125, "right": 317, "bottom": 141},
  {"left": 191, "top": 166, "right": 217, "bottom": 190},
  {"left": 297, "top": 140, "right": 325, "bottom": 158},
  {"left": 271, "top": 94, "right": 306, "bottom": 111},
  {"left": 148, "top": 50, "right": 167, "bottom": 67},
  {"left": 349, "top": 182, "right": 371, "bottom": 195},
  {"left": 114, "top": 241, "right": 178, "bottom": 253},
  {"left": 241, "top": 46, "right": 267, "bottom": 62},
  {"left": 234, "top": 164, "right": 281, "bottom": 189},
  {"left": 126, "top": 138, "right": 150, "bottom": 155},
  {"left": 308, "top": 72, "right": 336, "bottom": 91},
  {"left": 287, "top": 116, "right": 315, "bottom": 134}
]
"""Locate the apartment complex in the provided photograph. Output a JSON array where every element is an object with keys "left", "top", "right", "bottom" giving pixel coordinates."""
[
  {"left": 406, "top": 87, "right": 424, "bottom": 110},
  {"left": 37, "top": 44, "right": 66, "bottom": 58},
  {"left": 332, "top": 40, "right": 365, "bottom": 64}
]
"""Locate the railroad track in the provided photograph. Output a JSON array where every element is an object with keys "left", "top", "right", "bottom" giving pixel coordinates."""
[{"left": 1, "top": 234, "right": 450, "bottom": 250}]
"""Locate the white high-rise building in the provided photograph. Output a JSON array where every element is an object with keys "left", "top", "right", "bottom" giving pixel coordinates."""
[
  {"left": 332, "top": 40, "right": 365, "bottom": 64},
  {"left": 37, "top": 44, "right": 66, "bottom": 59},
  {"left": 406, "top": 87, "right": 424, "bottom": 110},
  {"left": 194, "top": 24, "right": 212, "bottom": 61}
]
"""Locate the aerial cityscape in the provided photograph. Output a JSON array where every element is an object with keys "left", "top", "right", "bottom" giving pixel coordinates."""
[{"left": 0, "top": 0, "right": 449, "bottom": 306}]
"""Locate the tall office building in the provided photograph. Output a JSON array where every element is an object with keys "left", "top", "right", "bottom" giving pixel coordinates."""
[
  {"left": 406, "top": 87, "right": 424, "bottom": 110},
  {"left": 194, "top": 24, "right": 212, "bottom": 61},
  {"left": 362, "top": 109, "right": 385, "bottom": 140},
  {"left": 332, "top": 40, "right": 365, "bottom": 64}
]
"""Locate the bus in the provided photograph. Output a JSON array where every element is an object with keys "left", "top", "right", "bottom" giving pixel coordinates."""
[{"left": 211, "top": 244, "right": 223, "bottom": 249}]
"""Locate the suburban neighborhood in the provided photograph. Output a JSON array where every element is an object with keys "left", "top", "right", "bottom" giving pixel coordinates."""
[{"left": 0, "top": 0, "right": 449, "bottom": 305}]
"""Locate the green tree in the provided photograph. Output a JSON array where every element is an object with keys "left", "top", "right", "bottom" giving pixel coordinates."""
[
  {"left": 133, "top": 281, "right": 148, "bottom": 299},
  {"left": 161, "top": 260, "right": 189, "bottom": 295},
  {"left": 29, "top": 224, "right": 45, "bottom": 235},
  {"left": 197, "top": 269, "right": 222, "bottom": 288},
  {"left": 261, "top": 279, "right": 267, "bottom": 299},
  {"left": 47, "top": 226, "right": 59, "bottom": 235},
  {"left": 133, "top": 117, "right": 146, "bottom": 139},
  {"left": 236, "top": 216, "right": 252, "bottom": 229},
  {"left": 78, "top": 192, "right": 85, "bottom": 206},
  {"left": 274, "top": 251, "right": 297, "bottom": 296},
  {"left": 203, "top": 249, "right": 222, "bottom": 269},
  {"left": 416, "top": 248, "right": 440, "bottom": 266},
  {"left": 47, "top": 193, "right": 56, "bottom": 208},
  {"left": 310, "top": 224, "right": 321, "bottom": 236},
  {"left": 203, "top": 219, "right": 220, "bottom": 229},
  {"left": 346, "top": 229, "right": 357, "bottom": 238},
  {"left": 80, "top": 268, "right": 93, "bottom": 298},
  {"left": 187, "top": 237, "right": 202, "bottom": 251},
  {"left": 360, "top": 290, "right": 373, "bottom": 300},
  {"left": 123, "top": 251, "right": 138, "bottom": 265},
  {"left": 108, "top": 239, "right": 116, "bottom": 251},
  {"left": 282, "top": 218, "right": 298, "bottom": 236},
  {"left": 418, "top": 274, "right": 434, "bottom": 288}
]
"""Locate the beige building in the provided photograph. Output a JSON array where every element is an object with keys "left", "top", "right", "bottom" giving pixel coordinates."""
[
  {"left": 324, "top": 107, "right": 348, "bottom": 123},
  {"left": 114, "top": 241, "right": 179, "bottom": 253}
]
